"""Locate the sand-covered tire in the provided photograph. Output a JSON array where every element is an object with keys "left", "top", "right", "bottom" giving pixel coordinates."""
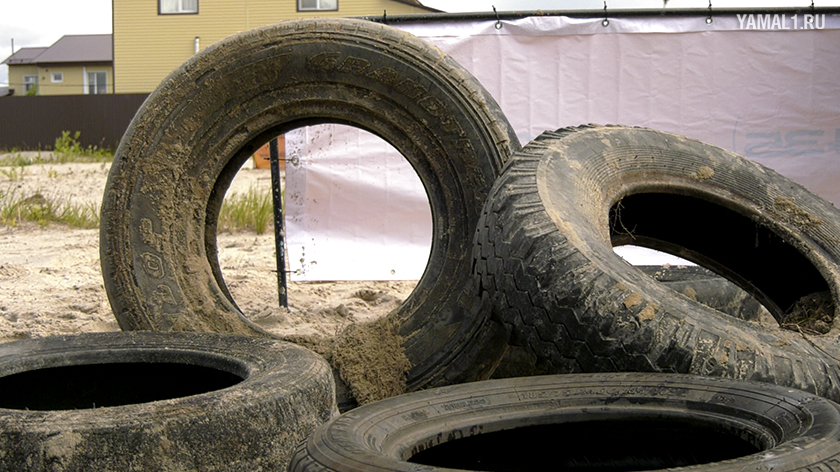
[
  {"left": 289, "top": 373, "right": 840, "bottom": 471},
  {"left": 474, "top": 125, "right": 840, "bottom": 400},
  {"left": 0, "top": 331, "right": 336, "bottom": 471},
  {"left": 100, "top": 19, "right": 520, "bottom": 391}
]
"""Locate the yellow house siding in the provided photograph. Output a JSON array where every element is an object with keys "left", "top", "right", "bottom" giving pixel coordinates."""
[
  {"left": 32, "top": 65, "right": 114, "bottom": 96},
  {"left": 8, "top": 65, "right": 39, "bottom": 96},
  {"left": 114, "top": 0, "right": 435, "bottom": 94}
]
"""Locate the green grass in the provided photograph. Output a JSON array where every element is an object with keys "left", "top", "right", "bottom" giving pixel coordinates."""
[
  {"left": 0, "top": 131, "right": 114, "bottom": 167},
  {"left": 218, "top": 186, "right": 274, "bottom": 234},
  {"left": 0, "top": 180, "right": 274, "bottom": 233},
  {"left": 53, "top": 131, "right": 113, "bottom": 162},
  {"left": 0, "top": 166, "right": 25, "bottom": 181},
  {"left": 0, "top": 188, "right": 99, "bottom": 229}
]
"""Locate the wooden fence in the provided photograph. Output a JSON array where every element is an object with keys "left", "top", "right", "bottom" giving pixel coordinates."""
[{"left": 0, "top": 94, "right": 149, "bottom": 151}]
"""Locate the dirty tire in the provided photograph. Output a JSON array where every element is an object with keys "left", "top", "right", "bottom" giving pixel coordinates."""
[
  {"left": 637, "top": 265, "right": 767, "bottom": 322},
  {"left": 100, "top": 19, "right": 519, "bottom": 391},
  {"left": 0, "top": 331, "right": 336, "bottom": 472},
  {"left": 289, "top": 373, "right": 840, "bottom": 471},
  {"left": 474, "top": 125, "right": 840, "bottom": 401},
  {"left": 491, "top": 264, "right": 769, "bottom": 379}
]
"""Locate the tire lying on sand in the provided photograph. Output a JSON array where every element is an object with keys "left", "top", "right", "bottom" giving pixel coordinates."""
[
  {"left": 474, "top": 125, "right": 840, "bottom": 401},
  {"left": 0, "top": 332, "right": 336, "bottom": 472},
  {"left": 100, "top": 19, "right": 520, "bottom": 392},
  {"left": 289, "top": 373, "right": 840, "bottom": 471}
]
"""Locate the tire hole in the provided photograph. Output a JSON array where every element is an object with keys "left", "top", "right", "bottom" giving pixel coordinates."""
[
  {"left": 409, "top": 419, "right": 762, "bottom": 471},
  {"left": 609, "top": 192, "right": 834, "bottom": 329},
  {"left": 613, "top": 245, "right": 695, "bottom": 266},
  {"left": 0, "top": 363, "right": 243, "bottom": 410},
  {"left": 216, "top": 124, "right": 430, "bottom": 338}
]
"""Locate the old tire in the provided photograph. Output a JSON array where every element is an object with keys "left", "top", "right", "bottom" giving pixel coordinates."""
[
  {"left": 0, "top": 331, "right": 336, "bottom": 471},
  {"left": 475, "top": 125, "right": 840, "bottom": 400},
  {"left": 100, "top": 19, "right": 519, "bottom": 391},
  {"left": 491, "top": 264, "right": 769, "bottom": 379},
  {"left": 289, "top": 373, "right": 840, "bottom": 471},
  {"left": 637, "top": 265, "right": 767, "bottom": 322}
]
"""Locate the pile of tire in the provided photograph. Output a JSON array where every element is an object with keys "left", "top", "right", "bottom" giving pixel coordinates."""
[{"left": 3, "top": 17, "right": 840, "bottom": 471}]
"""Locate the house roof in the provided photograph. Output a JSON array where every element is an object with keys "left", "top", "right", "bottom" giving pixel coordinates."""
[
  {"left": 33, "top": 35, "right": 112, "bottom": 64},
  {"left": 2, "top": 47, "right": 49, "bottom": 65},
  {"left": 1, "top": 35, "right": 112, "bottom": 66}
]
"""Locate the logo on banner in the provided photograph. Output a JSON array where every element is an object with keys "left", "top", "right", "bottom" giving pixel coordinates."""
[{"left": 737, "top": 13, "right": 825, "bottom": 30}]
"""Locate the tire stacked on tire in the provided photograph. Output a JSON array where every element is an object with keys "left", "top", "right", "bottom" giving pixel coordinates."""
[
  {"left": 472, "top": 125, "right": 840, "bottom": 399},
  {"left": 289, "top": 124, "right": 840, "bottom": 471},
  {"left": 81, "top": 17, "right": 840, "bottom": 472}
]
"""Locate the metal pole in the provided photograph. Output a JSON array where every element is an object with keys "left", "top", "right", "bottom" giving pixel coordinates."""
[{"left": 269, "top": 137, "right": 288, "bottom": 309}]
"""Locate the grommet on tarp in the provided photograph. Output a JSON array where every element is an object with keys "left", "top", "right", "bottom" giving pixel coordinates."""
[
  {"left": 705, "top": 1, "right": 713, "bottom": 24},
  {"left": 493, "top": 6, "right": 503, "bottom": 29},
  {"left": 602, "top": 2, "right": 610, "bottom": 27}
]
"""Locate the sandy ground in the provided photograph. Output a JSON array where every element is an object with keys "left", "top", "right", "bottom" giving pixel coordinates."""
[{"left": 0, "top": 154, "right": 415, "bottom": 344}]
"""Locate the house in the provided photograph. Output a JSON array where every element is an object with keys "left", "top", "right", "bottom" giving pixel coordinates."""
[
  {"left": 1, "top": 35, "right": 113, "bottom": 96},
  {"left": 113, "top": 0, "right": 439, "bottom": 94}
]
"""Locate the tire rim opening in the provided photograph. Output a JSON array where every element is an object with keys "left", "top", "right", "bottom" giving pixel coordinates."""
[
  {"left": 613, "top": 245, "right": 695, "bottom": 266},
  {"left": 609, "top": 192, "right": 834, "bottom": 333},
  {"left": 216, "top": 124, "right": 432, "bottom": 338},
  {"left": 0, "top": 362, "right": 244, "bottom": 410},
  {"left": 408, "top": 419, "right": 762, "bottom": 471}
]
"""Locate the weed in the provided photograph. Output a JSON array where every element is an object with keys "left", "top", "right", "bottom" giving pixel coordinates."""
[
  {"left": 0, "top": 153, "right": 35, "bottom": 167},
  {"left": 0, "top": 187, "right": 99, "bottom": 229},
  {"left": 0, "top": 166, "right": 25, "bottom": 181},
  {"left": 218, "top": 186, "right": 274, "bottom": 234},
  {"left": 53, "top": 131, "right": 113, "bottom": 162}
]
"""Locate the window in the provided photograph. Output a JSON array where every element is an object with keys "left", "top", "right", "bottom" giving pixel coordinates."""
[
  {"left": 51, "top": 72, "right": 63, "bottom": 83},
  {"left": 86, "top": 71, "right": 107, "bottom": 95},
  {"left": 23, "top": 76, "right": 38, "bottom": 93},
  {"left": 160, "top": 0, "right": 197, "bottom": 14},
  {"left": 298, "top": 0, "right": 337, "bottom": 11}
]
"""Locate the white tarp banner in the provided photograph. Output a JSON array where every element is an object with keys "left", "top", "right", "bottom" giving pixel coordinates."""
[
  {"left": 284, "top": 125, "right": 432, "bottom": 280},
  {"left": 285, "top": 13, "right": 840, "bottom": 281}
]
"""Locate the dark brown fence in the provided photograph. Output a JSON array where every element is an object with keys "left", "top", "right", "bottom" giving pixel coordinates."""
[{"left": 0, "top": 94, "right": 149, "bottom": 151}]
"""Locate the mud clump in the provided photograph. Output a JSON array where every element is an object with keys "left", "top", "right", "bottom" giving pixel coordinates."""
[
  {"left": 774, "top": 196, "right": 823, "bottom": 228},
  {"left": 289, "top": 317, "right": 411, "bottom": 406},
  {"left": 782, "top": 291, "right": 834, "bottom": 334},
  {"left": 332, "top": 317, "right": 411, "bottom": 405},
  {"left": 690, "top": 166, "right": 715, "bottom": 180}
]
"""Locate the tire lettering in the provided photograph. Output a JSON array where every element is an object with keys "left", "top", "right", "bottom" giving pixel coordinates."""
[
  {"left": 151, "top": 284, "right": 176, "bottom": 306},
  {"left": 141, "top": 252, "right": 165, "bottom": 279},
  {"left": 307, "top": 51, "right": 341, "bottom": 72},
  {"left": 338, "top": 56, "right": 371, "bottom": 75},
  {"left": 442, "top": 398, "right": 486, "bottom": 411},
  {"left": 307, "top": 54, "right": 467, "bottom": 137},
  {"left": 139, "top": 218, "right": 165, "bottom": 252}
]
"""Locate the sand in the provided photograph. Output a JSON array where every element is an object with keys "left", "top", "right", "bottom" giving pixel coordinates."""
[{"left": 0, "top": 154, "right": 416, "bottom": 345}]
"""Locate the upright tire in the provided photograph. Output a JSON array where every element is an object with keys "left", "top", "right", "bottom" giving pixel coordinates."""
[
  {"left": 290, "top": 373, "right": 840, "bottom": 472},
  {"left": 0, "top": 331, "right": 336, "bottom": 471},
  {"left": 475, "top": 125, "right": 840, "bottom": 401},
  {"left": 100, "top": 19, "right": 519, "bottom": 391}
]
